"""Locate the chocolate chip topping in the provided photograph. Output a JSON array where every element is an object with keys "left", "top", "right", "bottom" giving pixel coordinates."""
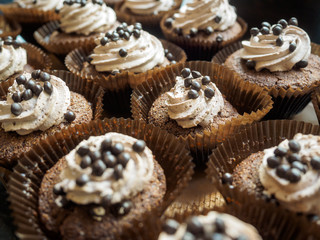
[
  {"left": 44, "top": 81, "right": 53, "bottom": 95},
  {"left": 201, "top": 76, "right": 211, "bottom": 85},
  {"left": 12, "top": 92, "right": 22, "bottom": 103},
  {"left": 16, "top": 75, "right": 27, "bottom": 85},
  {"left": 25, "top": 79, "right": 36, "bottom": 90},
  {"left": 205, "top": 26, "right": 214, "bottom": 35},
  {"left": 222, "top": 173, "right": 233, "bottom": 184},
  {"left": 181, "top": 68, "right": 191, "bottom": 78},
  {"left": 76, "top": 174, "right": 90, "bottom": 186},
  {"left": 188, "top": 89, "right": 199, "bottom": 99},
  {"left": 104, "top": 154, "right": 117, "bottom": 168},
  {"left": 311, "top": 156, "right": 320, "bottom": 170},
  {"left": 22, "top": 89, "right": 33, "bottom": 101},
  {"left": 295, "top": 60, "right": 308, "bottom": 68},
  {"left": 278, "top": 19, "right": 288, "bottom": 29},
  {"left": 204, "top": 87, "right": 215, "bottom": 98},
  {"left": 33, "top": 84, "right": 43, "bottom": 96},
  {"left": 246, "top": 60, "right": 256, "bottom": 69},
  {"left": 216, "top": 35, "right": 223, "bottom": 43},
  {"left": 118, "top": 152, "right": 131, "bottom": 167},
  {"left": 132, "top": 140, "right": 146, "bottom": 153},
  {"left": 119, "top": 48, "right": 127, "bottom": 58},
  {"left": 31, "top": 69, "right": 41, "bottom": 79},
  {"left": 191, "top": 81, "right": 201, "bottom": 91},
  {"left": 186, "top": 217, "right": 204, "bottom": 236},
  {"left": 164, "top": 18, "right": 174, "bottom": 28},
  {"left": 39, "top": 72, "right": 51, "bottom": 82},
  {"left": 261, "top": 21, "right": 271, "bottom": 29},
  {"left": 272, "top": 24, "right": 282, "bottom": 35},
  {"left": 101, "top": 138, "right": 112, "bottom": 152},
  {"left": 267, "top": 156, "right": 281, "bottom": 168},
  {"left": 53, "top": 185, "right": 65, "bottom": 196},
  {"left": 64, "top": 111, "right": 76, "bottom": 123},
  {"left": 289, "top": 42, "right": 297, "bottom": 52},
  {"left": 274, "top": 146, "right": 287, "bottom": 157},
  {"left": 288, "top": 140, "right": 301, "bottom": 152},
  {"left": 215, "top": 218, "right": 225, "bottom": 233},
  {"left": 92, "top": 160, "right": 107, "bottom": 176},
  {"left": 289, "top": 17, "right": 298, "bottom": 26},
  {"left": 250, "top": 27, "right": 260, "bottom": 36},
  {"left": 77, "top": 146, "right": 90, "bottom": 156},
  {"left": 80, "top": 155, "right": 92, "bottom": 169},
  {"left": 11, "top": 103, "right": 22, "bottom": 116},
  {"left": 276, "top": 37, "right": 284, "bottom": 46},
  {"left": 260, "top": 26, "right": 270, "bottom": 35},
  {"left": 276, "top": 165, "right": 290, "bottom": 179},
  {"left": 111, "top": 143, "right": 124, "bottom": 156},
  {"left": 113, "top": 164, "right": 124, "bottom": 180}
]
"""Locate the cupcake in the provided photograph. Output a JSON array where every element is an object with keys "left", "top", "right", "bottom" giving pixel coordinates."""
[
  {"left": 39, "top": 132, "right": 166, "bottom": 239},
  {"left": 7, "top": 118, "right": 194, "bottom": 239},
  {"left": 0, "top": 36, "right": 52, "bottom": 96},
  {"left": 213, "top": 17, "right": 320, "bottom": 119},
  {"left": 0, "top": 16, "right": 21, "bottom": 39},
  {"left": 66, "top": 22, "right": 186, "bottom": 116},
  {"left": 34, "top": 0, "right": 119, "bottom": 55},
  {"left": 207, "top": 120, "right": 320, "bottom": 221},
  {"left": 0, "top": 0, "right": 62, "bottom": 24},
  {"left": 0, "top": 70, "right": 104, "bottom": 168},
  {"left": 115, "top": 0, "right": 181, "bottom": 28},
  {"left": 132, "top": 61, "right": 273, "bottom": 163},
  {"left": 159, "top": 211, "right": 262, "bottom": 240},
  {"left": 160, "top": 0, "right": 247, "bottom": 60}
]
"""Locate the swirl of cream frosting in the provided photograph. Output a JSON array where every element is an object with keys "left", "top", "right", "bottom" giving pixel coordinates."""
[
  {"left": 0, "top": 72, "right": 70, "bottom": 135},
  {"left": 59, "top": 1, "right": 117, "bottom": 36},
  {"left": 120, "top": 0, "right": 175, "bottom": 15},
  {"left": 14, "top": 0, "right": 63, "bottom": 11},
  {"left": 241, "top": 25, "right": 311, "bottom": 72},
  {"left": 259, "top": 133, "right": 320, "bottom": 215},
  {"left": 158, "top": 211, "right": 262, "bottom": 240},
  {"left": 0, "top": 41, "right": 27, "bottom": 82},
  {"left": 171, "top": 0, "right": 237, "bottom": 35},
  {"left": 166, "top": 74, "right": 224, "bottom": 129},
  {"left": 90, "top": 26, "right": 167, "bottom": 72},
  {"left": 55, "top": 133, "right": 154, "bottom": 205}
]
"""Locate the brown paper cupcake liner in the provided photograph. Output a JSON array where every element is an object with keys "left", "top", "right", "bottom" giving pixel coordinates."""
[
  {"left": 131, "top": 61, "right": 273, "bottom": 164},
  {"left": 104, "top": 0, "right": 123, "bottom": 7},
  {"left": 0, "top": 70, "right": 104, "bottom": 171},
  {"left": 0, "top": 16, "right": 21, "bottom": 39},
  {"left": 212, "top": 41, "right": 320, "bottom": 119},
  {"left": 65, "top": 39, "right": 187, "bottom": 90},
  {"left": 311, "top": 85, "right": 320, "bottom": 125},
  {"left": 114, "top": 0, "right": 182, "bottom": 29},
  {"left": 0, "top": 3, "right": 59, "bottom": 24},
  {"left": 0, "top": 42, "right": 52, "bottom": 97},
  {"left": 7, "top": 118, "right": 194, "bottom": 239},
  {"left": 34, "top": 20, "right": 102, "bottom": 55},
  {"left": 206, "top": 120, "right": 320, "bottom": 224},
  {"left": 160, "top": 13, "right": 247, "bottom": 60}
]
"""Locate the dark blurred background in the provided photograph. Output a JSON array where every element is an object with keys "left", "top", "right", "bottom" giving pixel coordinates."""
[{"left": 230, "top": 0, "right": 320, "bottom": 43}]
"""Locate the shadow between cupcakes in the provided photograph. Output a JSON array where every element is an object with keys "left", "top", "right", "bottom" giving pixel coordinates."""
[
  {"left": 0, "top": 70, "right": 104, "bottom": 170},
  {"left": 7, "top": 118, "right": 194, "bottom": 239},
  {"left": 212, "top": 42, "right": 320, "bottom": 119},
  {"left": 131, "top": 61, "right": 273, "bottom": 164},
  {"left": 0, "top": 42, "right": 53, "bottom": 97},
  {"left": 160, "top": 12, "right": 248, "bottom": 61},
  {"left": 206, "top": 120, "right": 320, "bottom": 227},
  {"left": 0, "top": 3, "right": 60, "bottom": 24},
  {"left": 311, "top": 86, "right": 320, "bottom": 125}
]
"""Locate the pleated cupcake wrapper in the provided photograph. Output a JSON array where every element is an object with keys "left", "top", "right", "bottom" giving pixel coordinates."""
[
  {"left": 212, "top": 41, "right": 320, "bottom": 119},
  {"left": 7, "top": 118, "right": 194, "bottom": 240},
  {"left": 0, "top": 16, "right": 22, "bottom": 39},
  {"left": 0, "top": 42, "right": 52, "bottom": 97},
  {"left": 206, "top": 120, "right": 320, "bottom": 235},
  {"left": 34, "top": 20, "right": 102, "bottom": 56},
  {"left": 131, "top": 61, "right": 273, "bottom": 165},
  {"left": 65, "top": 39, "right": 187, "bottom": 90},
  {"left": 311, "top": 86, "right": 320, "bottom": 125},
  {"left": 114, "top": 0, "right": 182, "bottom": 29},
  {"left": 0, "top": 70, "right": 104, "bottom": 173},
  {"left": 0, "top": 3, "right": 59, "bottom": 24},
  {"left": 143, "top": 199, "right": 320, "bottom": 240},
  {"left": 160, "top": 14, "right": 247, "bottom": 60},
  {"left": 103, "top": 0, "right": 123, "bottom": 7}
]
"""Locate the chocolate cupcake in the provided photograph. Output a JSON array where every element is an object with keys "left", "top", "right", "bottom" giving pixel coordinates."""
[
  {"left": 0, "top": 16, "right": 21, "bottom": 39},
  {"left": 7, "top": 118, "right": 194, "bottom": 239},
  {"left": 160, "top": 0, "right": 247, "bottom": 60},
  {"left": 115, "top": 0, "right": 182, "bottom": 28},
  {"left": 213, "top": 18, "right": 320, "bottom": 119},
  {"left": 39, "top": 132, "right": 166, "bottom": 239},
  {"left": 207, "top": 120, "right": 320, "bottom": 221},
  {"left": 0, "top": 37, "right": 52, "bottom": 96},
  {"left": 34, "top": 0, "right": 119, "bottom": 55},
  {"left": 132, "top": 61, "right": 273, "bottom": 163},
  {"left": 0, "top": 0, "right": 61, "bottom": 24},
  {"left": 0, "top": 70, "right": 104, "bottom": 168}
]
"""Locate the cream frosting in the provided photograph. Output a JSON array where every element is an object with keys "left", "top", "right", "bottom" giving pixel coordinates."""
[
  {"left": 14, "top": 0, "right": 63, "bottom": 11},
  {"left": 55, "top": 133, "right": 154, "bottom": 205},
  {"left": 59, "top": 1, "right": 117, "bottom": 36},
  {"left": 90, "top": 25, "right": 168, "bottom": 73},
  {"left": 0, "top": 72, "right": 70, "bottom": 135},
  {"left": 171, "top": 0, "right": 237, "bottom": 35},
  {"left": 259, "top": 133, "right": 320, "bottom": 215},
  {"left": 0, "top": 41, "right": 27, "bottom": 82},
  {"left": 241, "top": 25, "right": 311, "bottom": 72},
  {"left": 166, "top": 73, "right": 224, "bottom": 129},
  {"left": 120, "top": 0, "right": 175, "bottom": 15},
  {"left": 158, "top": 211, "right": 262, "bottom": 240}
]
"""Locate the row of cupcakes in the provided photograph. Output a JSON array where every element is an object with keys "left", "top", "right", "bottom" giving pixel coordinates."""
[{"left": 5, "top": 118, "right": 320, "bottom": 239}]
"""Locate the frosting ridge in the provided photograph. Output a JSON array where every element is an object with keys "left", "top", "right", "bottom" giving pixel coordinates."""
[
  {"left": 170, "top": 0, "right": 237, "bottom": 36},
  {"left": 120, "top": 0, "right": 175, "bottom": 15},
  {"left": 59, "top": 1, "right": 117, "bottom": 36},
  {"left": 14, "top": 0, "right": 63, "bottom": 11}
]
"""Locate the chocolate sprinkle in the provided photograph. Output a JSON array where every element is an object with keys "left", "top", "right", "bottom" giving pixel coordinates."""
[
  {"left": 250, "top": 27, "right": 260, "bottom": 36},
  {"left": 181, "top": 68, "right": 191, "bottom": 78},
  {"left": 111, "top": 143, "right": 124, "bottom": 156},
  {"left": 39, "top": 72, "right": 51, "bottom": 82},
  {"left": 16, "top": 75, "right": 27, "bottom": 85},
  {"left": 278, "top": 19, "right": 288, "bottom": 28},
  {"left": 53, "top": 185, "right": 65, "bottom": 196},
  {"left": 288, "top": 140, "right": 301, "bottom": 152},
  {"left": 100, "top": 37, "right": 109, "bottom": 46},
  {"left": 274, "top": 146, "right": 287, "bottom": 157},
  {"left": 205, "top": 26, "right": 214, "bottom": 35},
  {"left": 295, "top": 60, "right": 308, "bottom": 68},
  {"left": 188, "top": 89, "right": 199, "bottom": 99},
  {"left": 64, "top": 111, "right": 76, "bottom": 122},
  {"left": 163, "top": 219, "right": 180, "bottom": 235},
  {"left": 77, "top": 146, "right": 90, "bottom": 156},
  {"left": 164, "top": 18, "right": 174, "bottom": 28},
  {"left": 80, "top": 155, "right": 92, "bottom": 169},
  {"left": 311, "top": 156, "right": 320, "bottom": 170},
  {"left": 276, "top": 37, "right": 284, "bottom": 46},
  {"left": 215, "top": 218, "right": 225, "bottom": 233},
  {"left": 276, "top": 165, "right": 290, "bottom": 179},
  {"left": 44, "top": 81, "right": 53, "bottom": 95},
  {"left": 191, "top": 71, "right": 201, "bottom": 78},
  {"left": 119, "top": 48, "right": 127, "bottom": 57},
  {"left": 267, "top": 156, "right": 281, "bottom": 168},
  {"left": 114, "top": 164, "right": 124, "bottom": 180},
  {"left": 118, "top": 152, "right": 131, "bottom": 167},
  {"left": 287, "top": 168, "right": 301, "bottom": 183},
  {"left": 76, "top": 174, "right": 90, "bottom": 186},
  {"left": 260, "top": 26, "right": 270, "bottom": 35},
  {"left": 287, "top": 153, "right": 301, "bottom": 163},
  {"left": 289, "top": 42, "right": 297, "bottom": 52},
  {"left": 11, "top": 103, "right": 22, "bottom": 116},
  {"left": 104, "top": 154, "right": 117, "bottom": 168},
  {"left": 272, "top": 24, "right": 282, "bottom": 36},
  {"left": 31, "top": 70, "right": 41, "bottom": 79},
  {"left": 214, "top": 15, "right": 222, "bottom": 23},
  {"left": 191, "top": 81, "right": 201, "bottom": 91},
  {"left": 25, "top": 79, "right": 36, "bottom": 90},
  {"left": 222, "top": 173, "right": 233, "bottom": 184},
  {"left": 246, "top": 60, "right": 256, "bottom": 69},
  {"left": 289, "top": 17, "right": 298, "bottom": 26},
  {"left": 12, "top": 92, "right": 22, "bottom": 103},
  {"left": 22, "top": 89, "right": 33, "bottom": 101},
  {"left": 88, "top": 150, "right": 101, "bottom": 162},
  {"left": 101, "top": 194, "right": 112, "bottom": 208},
  {"left": 204, "top": 87, "right": 215, "bottom": 98},
  {"left": 186, "top": 217, "right": 204, "bottom": 236},
  {"left": 189, "top": 28, "right": 198, "bottom": 37},
  {"left": 261, "top": 21, "right": 271, "bottom": 28},
  {"left": 184, "top": 78, "right": 193, "bottom": 88},
  {"left": 33, "top": 84, "right": 43, "bottom": 96},
  {"left": 92, "top": 160, "right": 106, "bottom": 176},
  {"left": 101, "top": 138, "right": 112, "bottom": 152},
  {"left": 201, "top": 76, "right": 211, "bottom": 85},
  {"left": 132, "top": 140, "right": 146, "bottom": 153}
]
